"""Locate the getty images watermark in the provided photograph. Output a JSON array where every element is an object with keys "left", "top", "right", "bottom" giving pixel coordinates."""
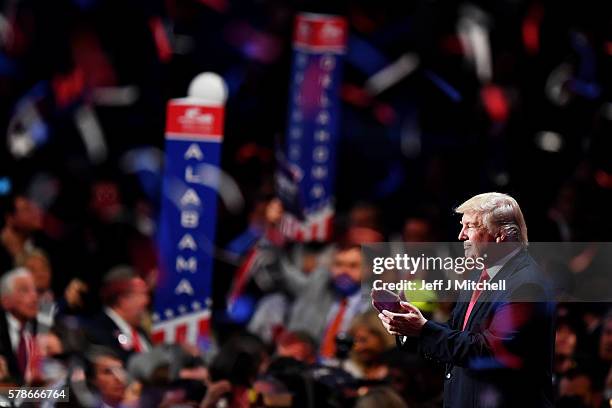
[
  {"left": 362, "top": 242, "right": 612, "bottom": 303},
  {"left": 370, "top": 252, "right": 507, "bottom": 293}
]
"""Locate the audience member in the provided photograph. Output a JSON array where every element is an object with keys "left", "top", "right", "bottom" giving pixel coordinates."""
[{"left": 85, "top": 266, "right": 151, "bottom": 362}]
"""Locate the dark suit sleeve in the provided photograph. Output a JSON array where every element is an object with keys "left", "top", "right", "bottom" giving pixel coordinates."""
[{"left": 418, "top": 301, "right": 541, "bottom": 369}]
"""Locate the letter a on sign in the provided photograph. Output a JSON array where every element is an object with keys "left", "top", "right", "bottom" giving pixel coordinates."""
[
  {"left": 178, "top": 234, "right": 197, "bottom": 250},
  {"left": 180, "top": 189, "right": 201, "bottom": 206},
  {"left": 175, "top": 279, "right": 194, "bottom": 295},
  {"left": 184, "top": 144, "right": 204, "bottom": 160}
]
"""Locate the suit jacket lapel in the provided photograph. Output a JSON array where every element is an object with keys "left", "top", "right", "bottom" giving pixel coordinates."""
[
  {"left": 489, "top": 248, "right": 528, "bottom": 286},
  {"left": 0, "top": 311, "right": 22, "bottom": 381}
]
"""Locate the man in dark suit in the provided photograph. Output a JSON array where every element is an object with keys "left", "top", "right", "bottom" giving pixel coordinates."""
[
  {"left": 85, "top": 266, "right": 151, "bottom": 362},
  {"left": 0, "top": 267, "right": 40, "bottom": 384},
  {"left": 377, "top": 193, "right": 555, "bottom": 408}
]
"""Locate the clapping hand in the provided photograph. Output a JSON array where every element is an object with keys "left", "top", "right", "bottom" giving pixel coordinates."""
[{"left": 377, "top": 301, "right": 427, "bottom": 337}]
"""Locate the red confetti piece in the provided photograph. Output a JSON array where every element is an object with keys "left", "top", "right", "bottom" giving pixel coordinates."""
[
  {"left": 374, "top": 103, "right": 397, "bottom": 125},
  {"left": 595, "top": 170, "right": 612, "bottom": 189},
  {"left": 481, "top": 84, "right": 509, "bottom": 123},
  {"left": 522, "top": 3, "right": 544, "bottom": 55},
  {"left": 341, "top": 83, "right": 371, "bottom": 107},
  {"left": 149, "top": 17, "right": 173, "bottom": 63},
  {"left": 440, "top": 34, "right": 465, "bottom": 55},
  {"left": 52, "top": 68, "right": 85, "bottom": 107},
  {"left": 198, "top": 0, "right": 228, "bottom": 13}
]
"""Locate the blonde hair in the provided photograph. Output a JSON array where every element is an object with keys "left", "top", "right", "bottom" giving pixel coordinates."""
[
  {"left": 455, "top": 192, "right": 528, "bottom": 245},
  {"left": 17, "top": 247, "right": 51, "bottom": 269},
  {"left": 349, "top": 311, "right": 397, "bottom": 349}
]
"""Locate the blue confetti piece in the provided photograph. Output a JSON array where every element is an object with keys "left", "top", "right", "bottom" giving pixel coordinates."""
[
  {"left": 72, "top": 0, "right": 97, "bottom": 10},
  {"left": 13, "top": 81, "right": 49, "bottom": 115},
  {"left": 346, "top": 35, "right": 389, "bottom": 76},
  {"left": 374, "top": 162, "right": 406, "bottom": 198},
  {"left": 424, "top": 70, "right": 462, "bottom": 102},
  {"left": 0, "top": 178, "right": 11, "bottom": 196},
  {"left": 226, "top": 295, "right": 256, "bottom": 324},
  {"left": 223, "top": 67, "right": 245, "bottom": 97},
  {"left": 570, "top": 79, "right": 601, "bottom": 100},
  {"left": 30, "top": 122, "right": 49, "bottom": 145},
  {"left": 571, "top": 32, "right": 596, "bottom": 81},
  {"left": 0, "top": 53, "right": 17, "bottom": 76}
]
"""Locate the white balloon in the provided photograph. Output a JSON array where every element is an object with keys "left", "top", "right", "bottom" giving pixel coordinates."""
[{"left": 187, "top": 72, "right": 228, "bottom": 105}]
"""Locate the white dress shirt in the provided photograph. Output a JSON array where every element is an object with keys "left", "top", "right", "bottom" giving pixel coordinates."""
[
  {"left": 6, "top": 312, "right": 33, "bottom": 352},
  {"left": 104, "top": 307, "right": 150, "bottom": 352}
]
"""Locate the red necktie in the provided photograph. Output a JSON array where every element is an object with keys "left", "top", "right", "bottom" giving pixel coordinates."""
[
  {"left": 131, "top": 328, "right": 142, "bottom": 352},
  {"left": 320, "top": 298, "right": 348, "bottom": 358},
  {"left": 227, "top": 248, "right": 258, "bottom": 308},
  {"left": 17, "top": 328, "right": 28, "bottom": 375},
  {"left": 462, "top": 268, "right": 489, "bottom": 330}
]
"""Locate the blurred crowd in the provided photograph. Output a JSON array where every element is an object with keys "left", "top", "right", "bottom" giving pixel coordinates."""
[
  {"left": 0, "top": 0, "right": 612, "bottom": 407},
  {"left": 0, "top": 192, "right": 610, "bottom": 407}
]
